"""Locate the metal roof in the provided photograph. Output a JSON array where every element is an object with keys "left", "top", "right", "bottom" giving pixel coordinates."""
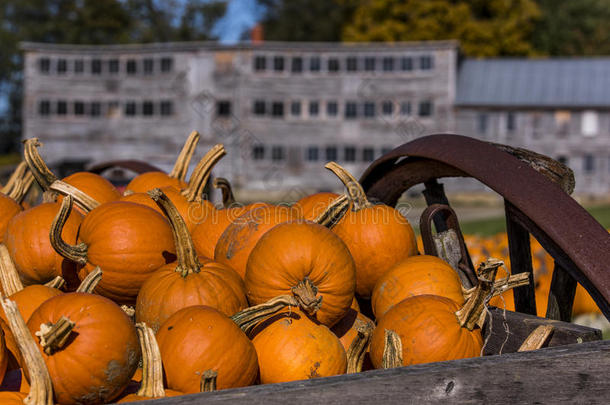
[{"left": 456, "top": 58, "right": 610, "bottom": 108}]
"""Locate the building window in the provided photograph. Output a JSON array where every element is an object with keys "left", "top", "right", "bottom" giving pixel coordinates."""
[
  {"left": 39, "top": 100, "right": 51, "bottom": 116},
  {"left": 346, "top": 57, "right": 358, "bottom": 72},
  {"left": 254, "top": 55, "right": 266, "bottom": 71},
  {"left": 108, "top": 59, "right": 119, "bottom": 74},
  {"left": 39, "top": 58, "right": 51, "bottom": 74},
  {"left": 125, "top": 102, "right": 136, "bottom": 116},
  {"left": 478, "top": 113, "right": 488, "bottom": 134},
  {"left": 142, "top": 101, "right": 154, "bottom": 116},
  {"left": 253, "top": 100, "right": 266, "bottom": 116},
  {"left": 362, "top": 147, "right": 375, "bottom": 162},
  {"left": 91, "top": 59, "right": 102, "bottom": 75},
  {"left": 74, "top": 60, "right": 84, "bottom": 74},
  {"left": 291, "top": 57, "right": 303, "bottom": 73},
  {"left": 253, "top": 145, "right": 265, "bottom": 160},
  {"left": 160, "top": 101, "right": 173, "bottom": 116},
  {"left": 310, "top": 57, "right": 321, "bottom": 72},
  {"left": 90, "top": 102, "right": 101, "bottom": 117},
  {"left": 382, "top": 101, "right": 393, "bottom": 116},
  {"left": 126, "top": 60, "right": 137, "bottom": 74},
  {"left": 325, "top": 146, "right": 338, "bottom": 161},
  {"left": 583, "top": 154, "right": 595, "bottom": 173},
  {"left": 56, "top": 101, "right": 67, "bottom": 116},
  {"left": 327, "top": 101, "right": 338, "bottom": 117},
  {"left": 143, "top": 58, "right": 154, "bottom": 74},
  {"left": 401, "top": 57, "right": 413, "bottom": 71},
  {"left": 271, "top": 146, "right": 285, "bottom": 161},
  {"left": 161, "top": 57, "right": 173, "bottom": 72},
  {"left": 418, "top": 101, "right": 433, "bottom": 117},
  {"left": 506, "top": 112, "right": 516, "bottom": 132},
  {"left": 581, "top": 111, "right": 598, "bottom": 136},
  {"left": 364, "top": 57, "right": 376, "bottom": 71},
  {"left": 309, "top": 101, "right": 319, "bottom": 117},
  {"left": 344, "top": 146, "right": 356, "bottom": 162},
  {"left": 291, "top": 101, "right": 301, "bottom": 116},
  {"left": 271, "top": 101, "right": 284, "bottom": 117},
  {"left": 328, "top": 58, "right": 340, "bottom": 72},
  {"left": 400, "top": 101, "right": 411, "bottom": 115},
  {"left": 363, "top": 102, "right": 375, "bottom": 118},
  {"left": 345, "top": 102, "right": 357, "bottom": 119},
  {"left": 216, "top": 101, "right": 231, "bottom": 117},
  {"left": 306, "top": 146, "right": 318, "bottom": 161},
  {"left": 382, "top": 57, "right": 394, "bottom": 72},
  {"left": 420, "top": 55, "right": 434, "bottom": 70},
  {"left": 273, "top": 56, "right": 284, "bottom": 72},
  {"left": 57, "top": 59, "right": 67, "bottom": 74},
  {"left": 74, "top": 101, "right": 85, "bottom": 116}
]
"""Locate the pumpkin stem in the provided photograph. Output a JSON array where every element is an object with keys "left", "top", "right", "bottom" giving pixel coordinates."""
[
  {"left": 76, "top": 267, "right": 102, "bottom": 293},
  {"left": 135, "top": 323, "right": 166, "bottom": 398},
  {"left": 122, "top": 305, "right": 136, "bottom": 322},
  {"left": 381, "top": 329, "right": 403, "bottom": 369},
  {"left": 169, "top": 131, "right": 200, "bottom": 182},
  {"left": 50, "top": 196, "right": 88, "bottom": 265},
  {"left": 42, "top": 191, "right": 58, "bottom": 203},
  {"left": 1, "top": 298, "right": 54, "bottom": 405},
  {"left": 49, "top": 181, "right": 100, "bottom": 213},
  {"left": 0, "top": 244, "right": 24, "bottom": 295},
  {"left": 182, "top": 144, "right": 226, "bottom": 203},
  {"left": 517, "top": 324, "right": 554, "bottom": 352},
  {"left": 148, "top": 188, "right": 202, "bottom": 277},
  {"left": 313, "top": 194, "right": 349, "bottom": 229},
  {"left": 35, "top": 316, "right": 75, "bottom": 355},
  {"left": 324, "top": 162, "right": 372, "bottom": 211},
  {"left": 44, "top": 276, "right": 66, "bottom": 290},
  {"left": 346, "top": 320, "right": 373, "bottom": 373},
  {"left": 200, "top": 369, "right": 218, "bottom": 392},
  {"left": 462, "top": 272, "right": 530, "bottom": 301},
  {"left": 231, "top": 295, "right": 299, "bottom": 335},
  {"left": 213, "top": 177, "right": 235, "bottom": 208},
  {"left": 291, "top": 278, "right": 323, "bottom": 317},
  {"left": 2, "top": 162, "right": 35, "bottom": 204},
  {"left": 456, "top": 258, "right": 504, "bottom": 331},
  {"left": 1, "top": 161, "right": 27, "bottom": 195}
]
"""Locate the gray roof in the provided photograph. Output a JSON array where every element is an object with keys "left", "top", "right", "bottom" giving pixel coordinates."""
[{"left": 456, "top": 58, "right": 610, "bottom": 108}]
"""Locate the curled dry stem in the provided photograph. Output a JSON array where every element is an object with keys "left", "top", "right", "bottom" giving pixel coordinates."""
[
  {"left": 313, "top": 194, "right": 349, "bottom": 229},
  {"left": 169, "top": 131, "right": 200, "bottom": 182},
  {"left": 213, "top": 177, "right": 235, "bottom": 208},
  {"left": 183, "top": 144, "right": 226, "bottom": 203},
  {"left": 1, "top": 298, "right": 54, "bottom": 405},
  {"left": 1, "top": 161, "right": 27, "bottom": 195},
  {"left": 291, "top": 278, "right": 323, "bottom": 317},
  {"left": 382, "top": 329, "right": 403, "bottom": 369},
  {"left": 346, "top": 320, "right": 374, "bottom": 373},
  {"left": 231, "top": 295, "right": 299, "bottom": 335},
  {"left": 44, "top": 276, "right": 66, "bottom": 290},
  {"left": 76, "top": 267, "right": 102, "bottom": 293},
  {"left": 135, "top": 322, "right": 166, "bottom": 398},
  {"left": 35, "top": 316, "right": 75, "bottom": 355},
  {"left": 50, "top": 195, "right": 88, "bottom": 265},
  {"left": 200, "top": 370, "right": 218, "bottom": 393},
  {"left": 22, "top": 138, "right": 59, "bottom": 190},
  {"left": 325, "top": 162, "right": 372, "bottom": 211},
  {"left": 0, "top": 244, "right": 24, "bottom": 296}
]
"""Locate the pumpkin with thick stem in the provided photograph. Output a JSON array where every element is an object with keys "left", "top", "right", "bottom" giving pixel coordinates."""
[
  {"left": 51, "top": 196, "right": 176, "bottom": 304},
  {"left": 371, "top": 255, "right": 465, "bottom": 319},
  {"left": 135, "top": 189, "right": 247, "bottom": 332},
  {"left": 245, "top": 220, "right": 356, "bottom": 327},
  {"left": 156, "top": 305, "right": 258, "bottom": 393},
  {"left": 325, "top": 162, "right": 418, "bottom": 298},
  {"left": 0, "top": 298, "right": 54, "bottom": 404},
  {"left": 126, "top": 131, "right": 200, "bottom": 194},
  {"left": 330, "top": 308, "right": 374, "bottom": 373},
  {"left": 251, "top": 309, "right": 347, "bottom": 384},
  {"left": 121, "top": 144, "right": 225, "bottom": 232},
  {"left": 4, "top": 202, "right": 83, "bottom": 287},
  {"left": 27, "top": 293, "right": 140, "bottom": 404},
  {"left": 292, "top": 192, "right": 340, "bottom": 220},
  {"left": 116, "top": 323, "right": 183, "bottom": 402}
]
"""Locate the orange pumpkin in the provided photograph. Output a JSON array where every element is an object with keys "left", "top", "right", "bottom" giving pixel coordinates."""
[
  {"left": 326, "top": 162, "right": 418, "bottom": 298},
  {"left": 370, "top": 295, "right": 483, "bottom": 368},
  {"left": 156, "top": 305, "right": 258, "bottom": 393},
  {"left": 0, "top": 195, "right": 21, "bottom": 245},
  {"left": 330, "top": 308, "right": 375, "bottom": 353},
  {"left": 371, "top": 255, "right": 465, "bottom": 319},
  {"left": 246, "top": 221, "right": 356, "bottom": 327},
  {"left": 27, "top": 293, "right": 140, "bottom": 404},
  {"left": 60, "top": 172, "right": 120, "bottom": 205},
  {"left": 293, "top": 192, "right": 340, "bottom": 220},
  {"left": 215, "top": 204, "right": 299, "bottom": 279},
  {"left": 135, "top": 189, "right": 247, "bottom": 332},
  {"left": 51, "top": 197, "right": 176, "bottom": 304},
  {"left": 252, "top": 310, "right": 346, "bottom": 383}
]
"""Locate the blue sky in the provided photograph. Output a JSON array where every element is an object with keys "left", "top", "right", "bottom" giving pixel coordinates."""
[{"left": 214, "top": 0, "right": 264, "bottom": 43}]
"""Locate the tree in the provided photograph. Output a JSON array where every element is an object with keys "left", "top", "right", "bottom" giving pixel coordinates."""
[{"left": 341, "top": 0, "right": 541, "bottom": 57}]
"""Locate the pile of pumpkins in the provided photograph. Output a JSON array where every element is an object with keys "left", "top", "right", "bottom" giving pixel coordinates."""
[{"left": 0, "top": 132, "right": 589, "bottom": 404}]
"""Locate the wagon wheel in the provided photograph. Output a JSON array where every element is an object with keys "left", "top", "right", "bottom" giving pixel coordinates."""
[{"left": 360, "top": 134, "right": 610, "bottom": 322}]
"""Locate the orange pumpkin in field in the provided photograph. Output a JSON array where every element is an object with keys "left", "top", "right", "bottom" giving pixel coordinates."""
[
  {"left": 156, "top": 305, "right": 258, "bottom": 393},
  {"left": 135, "top": 189, "right": 247, "bottom": 332},
  {"left": 51, "top": 197, "right": 176, "bottom": 304},
  {"left": 245, "top": 221, "right": 356, "bottom": 327},
  {"left": 293, "top": 192, "right": 341, "bottom": 220},
  {"left": 325, "top": 162, "right": 418, "bottom": 298},
  {"left": 371, "top": 255, "right": 465, "bottom": 319}
]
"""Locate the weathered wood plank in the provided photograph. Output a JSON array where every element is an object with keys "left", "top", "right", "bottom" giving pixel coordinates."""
[
  {"left": 140, "top": 340, "right": 610, "bottom": 404},
  {"left": 546, "top": 261, "right": 578, "bottom": 321}
]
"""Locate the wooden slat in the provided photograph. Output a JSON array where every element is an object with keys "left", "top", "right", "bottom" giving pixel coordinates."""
[
  {"left": 145, "top": 340, "right": 610, "bottom": 404},
  {"left": 546, "top": 261, "right": 578, "bottom": 321},
  {"left": 422, "top": 179, "right": 449, "bottom": 232}
]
